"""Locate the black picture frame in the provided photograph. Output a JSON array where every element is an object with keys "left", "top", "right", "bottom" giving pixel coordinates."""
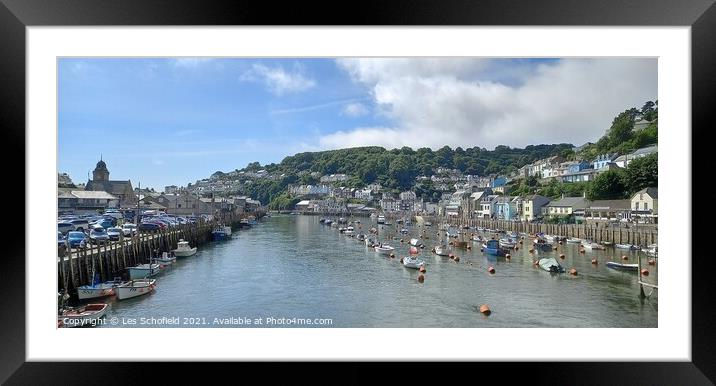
[{"left": 1, "top": 0, "right": 713, "bottom": 383}]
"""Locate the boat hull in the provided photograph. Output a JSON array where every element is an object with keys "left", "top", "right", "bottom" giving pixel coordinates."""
[
  {"left": 173, "top": 248, "right": 197, "bottom": 257},
  {"left": 58, "top": 304, "right": 109, "bottom": 327},
  {"left": 606, "top": 262, "right": 639, "bottom": 271},
  {"left": 538, "top": 258, "right": 565, "bottom": 273},
  {"left": 374, "top": 246, "right": 395, "bottom": 255},
  {"left": 77, "top": 283, "right": 117, "bottom": 300},
  {"left": 402, "top": 257, "right": 425, "bottom": 269},
  {"left": 128, "top": 264, "right": 161, "bottom": 279},
  {"left": 116, "top": 279, "right": 156, "bottom": 300}
]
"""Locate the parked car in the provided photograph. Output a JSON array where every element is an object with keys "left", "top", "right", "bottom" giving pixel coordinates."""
[
  {"left": 89, "top": 226, "right": 110, "bottom": 244},
  {"left": 103, "top": 209, "right": 123, "bottom": 220},
  {"left": 106, "top": 227, "right": 123, "bottom": 241},
  {"left": 67, "top": 231, "right": 89, "bottom": 249},
  {"left": 69, "top": 219, "right": 89, "bottom": 232},
  {"left": 58, "top": 221, "right": 74, "bottom": 234},
  {"left": 122, "top": 223, "right": 138, "bottom": 237},
  {"left": 57, "top": 231, "right": 69, "bottom": 253},
  {"left": 138, "top": 222, "right": 161, "bottom": 232},
  {"left": 94, "top": 218, "right": 116, "bottom": 229}
]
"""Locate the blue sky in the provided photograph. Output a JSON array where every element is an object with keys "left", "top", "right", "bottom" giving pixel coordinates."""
[{"left": 58, "top": 58, "right": 657, "bottom": 189}]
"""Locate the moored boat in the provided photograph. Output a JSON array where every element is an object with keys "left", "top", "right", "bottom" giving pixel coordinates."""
[
  {"left": 127, "top": 263, "right": 161, "bottom": 279},
  {"left": 409, "top": 238, "right": 423, "bottom": 247},
  {"left": 435, "top": 245, "right": 450, "bottom": 256},
  {"left": 538, "top": 257, "right": 565, "bottom": 273},
  {"left": 58, "top": 303, "right": 109, "bottom": 327},
  {"left": 615, "top": 243, "right": 640, "bottom": 250},
  {"left": 482, "top": 239, "right": 506, "bottom": 257},
  {"left": 499, "top": 238, "right": 517, "bottom": 248},
  {"left": 172, "top": 239, "right": 197, "bottom": 257},
  {"left": 153, "top": 251, "right": 176, "bottom": 267},
  {"left": 566, "top": 237, "right": 582, "bottom": 244},
  {"left": 212, "top": 225, "right": 232, "bottom": 241},
  {"left": 402, "top": 255, "right": 425, "bottom": 269},
  {"left": 533, "top": 238, "right": 554, "bottom": 252},
  {"left": 77, "top": 276, "right": 123, "bottom": 300},
  {"left": 582, "top": 241, "right": 606, "bottom": 250},
  {"left": 116, "top": 279, "right": 156, "bottom": 300},
  {"left": 606, "top": 261, "right": 639, "bottom": 271},
  {"left": 374, "top": 244, "right": 395, "bottom": 255}
]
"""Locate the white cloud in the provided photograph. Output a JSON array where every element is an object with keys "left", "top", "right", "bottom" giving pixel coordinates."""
[
  {"left": 341, "top": 102, "right": 369, "bottom": 117},
  {"left": 240, "top": 63, "right": 316, "bottom": 95},
  {"left": 324, "top": 58, "right": 657, "bottom": 150}
]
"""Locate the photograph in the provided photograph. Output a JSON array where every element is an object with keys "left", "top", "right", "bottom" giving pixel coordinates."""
[{"left": 56, "top": 57, "right": 659, "bottom": 329}]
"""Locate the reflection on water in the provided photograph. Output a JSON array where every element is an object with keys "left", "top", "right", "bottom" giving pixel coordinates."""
[{"left": 100, "top": 215, "right": 657, "bottom": 328}]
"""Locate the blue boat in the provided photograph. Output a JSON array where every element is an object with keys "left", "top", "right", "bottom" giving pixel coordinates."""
[
  {"left": 212, "top": 225, "right": 232, "bottom": 241},
  {"left": 482, "top": 239, "right": 506, "bottom": 257}
]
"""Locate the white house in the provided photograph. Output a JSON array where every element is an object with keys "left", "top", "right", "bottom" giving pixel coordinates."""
[{"left": 354, "top": 189, "right": 373, "bottom": 201}]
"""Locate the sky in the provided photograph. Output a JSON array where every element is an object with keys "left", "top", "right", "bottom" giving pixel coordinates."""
[{"left": 58, "top": 57, "right": 657, "bottom": 189}]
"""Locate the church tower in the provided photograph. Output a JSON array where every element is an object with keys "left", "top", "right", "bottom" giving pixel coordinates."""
[{"left": 92, "top": 156, "right": 110, "bottom": 181}]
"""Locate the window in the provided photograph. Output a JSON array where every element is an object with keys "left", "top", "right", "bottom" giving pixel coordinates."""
[
  {"left": 644, "top": 203, "right": 648, "bottom": 211},
  {"left": 635, "top": 202, "right": 640, "bottom": 210}
]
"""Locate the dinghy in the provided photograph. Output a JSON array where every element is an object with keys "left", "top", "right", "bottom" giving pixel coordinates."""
[
  {"left": 402, "top": 255, "right": 425, "bottom": 269},
  {"left": 434, "top": 245, "right": 450, "bottom": 256},
  {"left": 58, "top": 303, "right": 109, "bottom": 327},
  {"left": 606, "top": 261, "right": 639, "bottom": 271},
  {"left": 374, "top": 244, "right": 395, "bottom": 255},
  {"left": 538, "top": 257, "right": 565, "bottom": 273},
  {"left": 116, "top": 279, "right": 156, "bottom": 300}
]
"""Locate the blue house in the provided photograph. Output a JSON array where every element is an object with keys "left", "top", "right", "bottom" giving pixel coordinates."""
[
  {"left": 593, "top": 153, "right": 618, "bottom": 170},
  {"left": 491, "top": 176, "right": 507, "bottom": 188}
]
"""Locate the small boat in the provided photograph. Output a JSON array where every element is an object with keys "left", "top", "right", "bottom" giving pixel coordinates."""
[
  {"left": 153, "top": 251, "right": 176, "bottom": 267},
  {"left": 172, "top": 239, "right": 197, "bottom": 257},
  {"left": 377, "top": 215, "right": 386, "bottom": 225},
  {"left": 58, "top": 303, "right": 109, "bottom": 327},
  {"left": 482, "top": 239, "right": 506, "bottom": 257},
  {"left": 239, "top": 218, "right": 252, "bottom": 228},
  {"left": 643, "top": 244, "right": 658, "bottom": 256},
  {"left": 400, "top": 228, "right": 409, "bottom": 234},
  {"left": 507, "top": 231, "right": 519, "bottom": 238},
  {"left": 615, "top": 243, "right": 640, "bottom": 250},
  {"left": 356, "top": 233, "right": 366, "bottom": 241},
  {"left": 344, "top": 229, "right": 355, "bottom": 236},
  {"left": 566, "top": 237, "right": 582, "bottom": 244},
  {"left": 116, "top": 279, "right": 156, "bottom": 300},
  {"left": 212, "top": 225, "right": 232, "bottom": 241},
  {"left": 127, "top": 263, "right": 161, "bottom": 279},
  {"left": 582, "top": 241, "right": 606, "bottom": 250},
  {"left": 396, "top": 219, "right": 403, "bottom": 224},
  {"left": 338, "top": 217, "right": 347, "bottom": 224},
  {"left": 319, "top": 218, "right": 326, "bottom": 223},
  {"left": 325, "top": 219, "right": 333, "bottom": 225},
  {"left": 533, "top": 238, "right": 554, "bottom": 252},
  {"left": 606, "top": 261, "right": 639, "bottom": 271},
  {"left": 384, "top": 222, "right": 393, "bottom": 226},
  {"left": 499, "top": 238, "right": 517, "bottom": 248},
  {"left": 402, "top": 255, "right": 425, "bottom": 269},
  {"left": 365, "top": 237, "right": 376, "bottom": 247},
  {"left": 538, "top": 257, "right": 565, "bottom": 273},
  {"left": 77, "top": 274, "right": 123, "bottom": 300},
  {"left": 472, "top": 234, "right": 483, "bottom": 242},
  {"left": 435, "top": 245, "right": 450, "bottom": 256},
  {"left": 374, "top": 244, "right": 395, "bottom": 255},
  {"left": 424, "top": 222, "right": 432, "bottom": 227},
  {"left": 409, "top": 238, "right": 423, "bottom": 247}
]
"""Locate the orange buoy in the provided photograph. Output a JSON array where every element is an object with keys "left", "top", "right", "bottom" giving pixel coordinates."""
[
  {"left": 559, "top": 254, "right": 565, "bottom": 259},
  {"left": 419, "top": 266, "right": 426, "bottom": 273},
  {"left": 519, "top": 240, "right": 523, "bottom": 245},
  {"left": 390, "top": 253, "right": 395, "bottom": 258},
  {"left": 505, "top": 253, "right": 511, "bottom": 259},
  {"left": 529, "top": 248, "right": 534, "bottom": 253},
  {"left": 648, "top": 259, "right": 656, "bottom": 265},
  {"left": 417, "top": 274, "right": 425, "bottom": 283},
  {"left": 558, "top": 241, "right": 563, "bottom": 245},
  {"left": 467, "top": 245, "right": 471, "bottom": 250},
  {"left": 591, "top": 258, "right": 598, "bottom": 265},
  {"left": 479, "top": 304, "right": 491, "bottom": 315},
  {"left": 579, "top": 249, "right": 585, "bottom": 254},
  {"left": 641, "top": 269, "right": 649, "bottom": 276},
  {"left": 553, "top": 246, "right": 558, "bottom": 251},
  {"left": 622, "top": 255, "right": 628, "bottom": 260},
  {"left": 454, "top": 256, "right": 460, "bottom": 262},
  {"left": 533, "top": 260, "right": 539, "bottom": 267},
  {"left": 569, "top": 268, "right": 578, "bottom": 276},
  {"left": 449, "top": 253, "right": 454, "bottom": 258},
  {"left": 488, "top": 266, "right": 495, "bottom": 274},
  {"left": 514, "top": 246, "right": 519, "bottom": 251},
  {"left": 400, "top": 239, "right": 404, "bottom": 243}
]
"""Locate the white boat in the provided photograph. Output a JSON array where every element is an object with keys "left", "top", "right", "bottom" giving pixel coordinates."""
[
  {"left": 643, "top": 244, "right": 658, "bottom": 256},
  {"left": 566, "top": 237, "right": 582, "bottom": 244},
  {"left": 425, "top": 222, "right": 432, "bottom": 226},
  {"left": 435, "top": 245, "right": 450, "bottom": 256},
  {"left": 409, "top": 238, "right": 423, "bottom": 247},
  {"left": 615, "top": 243, "right": 640, "bottom": 250},
  {"left": 172, "top": 239, "right": 197, "bottom": 257},
  {"left": 472, "top": 234, "right": 483, "bottom": 242},
  {"left": 127, "top": 263, "right": 161, "bottom": 279},
  {"left": 58, "top": 303, "right": 109, "bottom": 327},
  {"left": 153, "top": 252, "right": 176, "bottom": 267},
  {"left": 116, "top": 279, "right": 156, "bottom": 300},
  {"left": 402, "top": 255, "right": 425, "bottom": 269},
  {"left": 356, "top": 233, "right": 366, "bottom": 241},
  {"left": 374, "top": 244, "right": 395, "bottom": 255},
  {"left": 581, "top": 241, "right": 606, "bottom": 250},
  {"left": 377, "top": 215, "right": 386, "bottom": 224},
  {"left": 499, "top": 238, "right": 517, "bottom": 248}
]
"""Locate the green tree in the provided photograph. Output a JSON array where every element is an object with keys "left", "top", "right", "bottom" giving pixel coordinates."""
[
  {"left": 623, "top": 153, "right": 657, "bottom": 194},
  {"left": 587, "top": 170, "right": 628, "bottom": 200}
]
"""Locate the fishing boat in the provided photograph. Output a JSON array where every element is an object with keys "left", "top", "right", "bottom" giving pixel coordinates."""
[
  {"left": 116, "top": 279, "right": 156, "bottom": 300},
  {"left": 212, "top": 225, "right": 232, "bottom": 241},
  {"left": 499, "top": 238, "right": 517, "bottom": 249},
  {"left": 58, "top": 303, "right": 109, "bottom": 327},
  {"left": 482, "top": 239, "right": 506, "bottom": 257},
  {"left": 153, "top": 252, "right": 176, "bottom": 268},
  {"left": 239, "top": 218, "right": 252, "bottom": 228},
  {"left": 409, "top": 238, "right": 423, "bottom": 247},
  {"left": 77, "top": 280, "right": 120, "bottom": 300},
  {"left": 374, "top": 244, "right": 395, "bottom": 255},
  {"left": 606, "top": 261, "right": 639, "bottom": 271},
  {"left": 127, "top": 263, "right": 161, "bottom": 279},
  {"left": 581, "top": 241, "right": 606, "bottom": 250},
  {"left": 538, "top": 257, "right": 565, "bottom": 273},
  {"left": 566, "top": 237, "right": 582, "bottom": 244},
  {"left": 402, "top": 255, "right": 425, "bottom": 269},
  {"left": 533, "top": 238, "right": 554, "bottom": 252},
  {"left": 172, "top": 239, "right": 197, "bottom": 257},
  {"left": 615, "top": 243, "right": 640, "bottom": 250}
]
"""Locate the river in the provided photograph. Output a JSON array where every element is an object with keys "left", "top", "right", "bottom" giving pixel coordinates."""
[{"left": 98, "top": 214, "right": 657, "bottom": 328}]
